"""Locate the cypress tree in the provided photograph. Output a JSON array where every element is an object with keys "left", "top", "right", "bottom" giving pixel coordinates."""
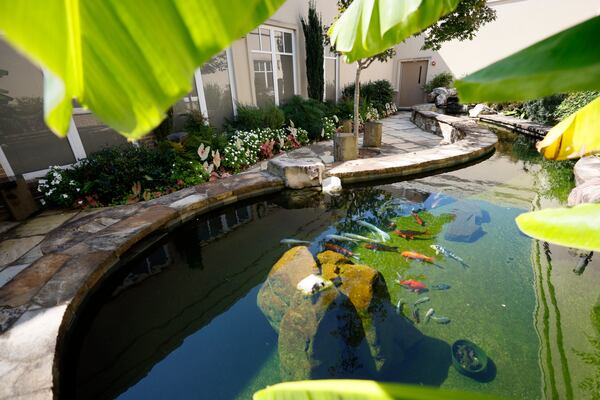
[{"left": 301, "top": 1, "right": 324, "bottom": 102}]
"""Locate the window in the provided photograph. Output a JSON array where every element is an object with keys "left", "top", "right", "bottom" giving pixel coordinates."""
[
  {"left": 248, "top": 26, "right": 297, "bottom": 106},
  {"left": 72, "top": 100, "right": 128, "bottom": 155},
  {"left": 324, "top": 49, "right": 339, "bottom": 102},
  {"left": 0, "top": 38, "right": 77, "bottom": 177},
  {"left": 173, "top": 49, "right": 237, "bottom": 130}
]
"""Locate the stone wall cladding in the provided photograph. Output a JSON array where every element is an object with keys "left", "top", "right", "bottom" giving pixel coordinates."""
[{"left": 478, "top": 114, "right": 550, "bottom": 139}]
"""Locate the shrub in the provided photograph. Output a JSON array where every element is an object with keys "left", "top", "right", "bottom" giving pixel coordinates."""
[
  {"left": 554, "top": 91, "right": 600, "bottom": 121},
  {"left": 227, "top": 103, "right": 284, "bottom": 131},
  {"left": 522, "top": 94, "right": 566, "bottom": 125},
  {"left": 333, "top": 98, "right": 354, "bottom": 121},
  {"left": 423, "top": 72, "right": 454, "bottom": 93},
  {"left": 38, "top": 145, "right": 208, "bottom": 207},
  {"left": 320, "top": 116, "right": 339, "bottom": 140},
  {"left": 280, "top": 95, "right": 327, "bottom": 140},
  {"left": 342, "top": 80, "right": 394, "bottom": 113},
  {"left": 223, "top": 126, "right": 309, "bottom": 172}
]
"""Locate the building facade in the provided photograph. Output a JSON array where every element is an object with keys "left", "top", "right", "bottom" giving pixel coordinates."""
[{"left": 0, "top": 0, "right": 598, "bottom": 180}]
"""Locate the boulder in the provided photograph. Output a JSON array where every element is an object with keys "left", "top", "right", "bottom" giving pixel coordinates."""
[
  {"left": 445, "top": 202, "right": 490, "bottom": 243},
  {"left": 317, "top": 250, "right": 351, "bottom": 266},
  {"left": 435, "top": 93, "right": 448, "bottom": 107},
  {"left": 257, "top": 246, "right": 319, "bottom": 332},
  {"left": 321, "top": 261, "right": 423, "bottom": 373},
  {"left": 278, "top": 285, "right": 374, "bottom": 380},
  {"left": 568, "top": 179, "right": 600, "bottom": 206},
  {"left": 267, "top": 157, "right": 324, "bottom": 189},
  {"left": 573, "top": 156, "right": 600, "bottom": 186},
  {"left": 431, "top": 87, "right": 449, "bottom": 97}
]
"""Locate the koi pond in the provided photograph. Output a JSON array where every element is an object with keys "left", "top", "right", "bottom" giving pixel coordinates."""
[{"left": 63, "top": 129, "right": 600, "bottom": 400}]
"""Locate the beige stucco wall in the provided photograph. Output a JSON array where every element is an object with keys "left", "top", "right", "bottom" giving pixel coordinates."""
[
  {"left": 397, "top": 0, "right": 600, "bottom": 84},
  {"left": 228, "top": 0, "right": 398, "bottom": 106}
]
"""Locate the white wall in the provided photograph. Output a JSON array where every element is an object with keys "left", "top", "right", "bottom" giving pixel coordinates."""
[{"left": 396, "top": 0, "right": 600, "bottom": 83}]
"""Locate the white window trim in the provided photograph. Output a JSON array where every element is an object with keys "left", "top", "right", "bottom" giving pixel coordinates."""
[
  {"left": 194, "top": 47, "right": 237, "bottom": 123},
  {"left": 324, "top": 54, "right": 340, "bottom": 103},
  {"left": 249, "top": 25, "right": 298, "bottom": 106}
]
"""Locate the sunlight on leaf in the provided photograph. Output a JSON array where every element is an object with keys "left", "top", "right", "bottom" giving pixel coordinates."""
[
  {"left": 516, "top": 204, "right": 600, "bottom": 251},
  {"left": 455, "top": 16, "right": 600, "bottom": 103},
  {"left": 536, "top": 96, "right": 600, "bottom": 160},
  {"left": 328, "top": 0, "right": 460, "bottom": 63},
  {"left": 0, "top": 0, "right": 284, "bottom": 139},
  {"left": 253, "top": 380, "right": 502, "bottom": 400}
]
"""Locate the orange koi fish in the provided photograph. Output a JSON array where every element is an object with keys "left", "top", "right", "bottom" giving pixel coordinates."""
[
  {"left": 411, "top": 210, "right": 425, "bottom": 226},
  {"left": 401, "top": 251, "right": 434, "bottom": 263}
]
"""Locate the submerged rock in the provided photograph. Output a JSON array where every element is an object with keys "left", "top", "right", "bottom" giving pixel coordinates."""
[
  {"left": 322, "top": 262, "right": 422, "bottom": 373},
  {"left": 257, "top": 246, "right": 319, "bottom": 332},
  {"left": 278, "top": 285, "right": 373, "bottom": 381}
]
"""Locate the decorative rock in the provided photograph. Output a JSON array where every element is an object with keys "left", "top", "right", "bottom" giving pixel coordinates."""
[
  {"left": 317, "top": 250, "right": 351, "bottom": 266},
  {"left": 267, "top": 157, "right": 324, "bottom": 189},
  {"left": 257, "top": 246, "right": 319, "bottom": 332},
  {"left": 278, "top": 285, "right": 373, "bottom": 380},
  {"left": 296, "top": 274, "right": 332, "bottom": 295},
  {"left": 334, "top": 132, "right": 358, "bottom": 162},
  {"left": 469, "top": 103, "right": 495, "bottom": 118},
  {"left": 322, "top": 176, "right": 342, "bottom": 195},
  {"left": 569, "top": 156, "right": 600, "bottom": 206},
  {"left": 435, "top": 93, "right": 448, "bottom": 107},
  {"left": 363, "top": 122, "right": 382, "bottom": 147},
  {"left": 166, "top": 131, "right": 188, "bottom": 142},
  {"left": 321, "top": 261, "right": 423, "bottom": 373}
]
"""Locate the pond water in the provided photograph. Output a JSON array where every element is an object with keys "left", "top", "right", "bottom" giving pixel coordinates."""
[{"left": 64, "top": 129, "right": 600, "bottom": 400}]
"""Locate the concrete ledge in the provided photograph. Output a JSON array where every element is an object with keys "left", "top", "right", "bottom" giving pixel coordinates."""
[{"left": 327, "top": 108, "right": 497, "bottom": 184}]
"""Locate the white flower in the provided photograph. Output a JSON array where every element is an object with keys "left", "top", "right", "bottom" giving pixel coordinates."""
[{"left": 62, "top": 194, "right": 68, "bottom": 199}]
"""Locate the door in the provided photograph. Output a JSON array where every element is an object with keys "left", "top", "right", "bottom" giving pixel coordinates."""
[{"left": 398, "top": 60, "right": 428, "bottom": 107}]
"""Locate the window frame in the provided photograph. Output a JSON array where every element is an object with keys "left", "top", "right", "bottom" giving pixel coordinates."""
[
  {"left": 323, "top": 53, "right": 340, "bottom": 103},
  {"left": 249, "top": 24, "right": 298, "bottom": 106},
  {"left": 0, "top": 41, "right": 237, "bottom": 179}
]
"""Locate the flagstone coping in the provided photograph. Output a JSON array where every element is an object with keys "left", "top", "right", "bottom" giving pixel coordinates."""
[
  {"left": 327, "top": 108, "right": 497, "bottom": 184},
  {"left": 478, "top": 113, "right": 550, "bottom": 139},
  {"left": 0, "top": 110, "right": 498, "bottom": 399}
]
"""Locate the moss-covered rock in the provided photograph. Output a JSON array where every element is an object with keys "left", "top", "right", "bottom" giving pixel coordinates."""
[
  {"left": 321, "top": 260, "right": 422, "bottom": 372},
  {"left": 257, "top": 246, "right": 319, "bottom": 332},
  {"left": 317, "top": 250, "right": 352, "bottom": 266},
  {"left": 278, "top": 285, "right": 374, "bottom": 381}
]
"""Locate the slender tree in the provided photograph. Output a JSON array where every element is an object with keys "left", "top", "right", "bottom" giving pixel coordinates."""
[
  {"left": 301, "top": 0, "right": 325, "bottom": 101},
  {"left": 332, "top": 0, "right": 497, "bottom": 143}
]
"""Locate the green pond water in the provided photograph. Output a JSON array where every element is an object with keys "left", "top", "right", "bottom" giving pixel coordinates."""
[{"left": 67, "top": 130, "right": 600, "bottom": 400}]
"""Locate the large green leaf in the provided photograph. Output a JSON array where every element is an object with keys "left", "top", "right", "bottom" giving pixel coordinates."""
[
  {"left": 455, "top": 16, "right": 600, "bottom": 103},
  {"left": 0, "top": 0, "right": 284, "bottom": 139},
  {"left": 327, "top": 0, "right": 460, "bottom": 63},
  {"left": 516, "top": 204, "right": 600, "bottom": 251},
  {"left": 537, "top": 96, "right": 600, "bottom": 160},
  {"left": 253, "top": 380, "right": 502, "bottom": 400}
]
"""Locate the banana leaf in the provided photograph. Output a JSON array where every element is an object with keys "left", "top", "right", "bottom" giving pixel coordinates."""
[
  {"left": 455, "top": 16, "right": 600, "bottom": 103},
  {"left": 536, "top": 96, "right": 600, "bottom": 160},
  {"left": 253, "top": 380, "right": 503, "bottom": 400},
  {"left": 516, "top": 204, "right": 600, "bottom": 251},
  {"left": 0, "top": 0, "right": 284, "bottom": 139},
  {"left": 327, "top": 0, "right": 459, "bottom": 63}
]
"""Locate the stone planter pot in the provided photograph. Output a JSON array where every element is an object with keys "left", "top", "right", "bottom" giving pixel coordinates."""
[
  {"left": 363, "top": 121, "right": 382, "bottom": 148},
  {"left": 334, "top": 132, "right": 358, "bottom": 162}
]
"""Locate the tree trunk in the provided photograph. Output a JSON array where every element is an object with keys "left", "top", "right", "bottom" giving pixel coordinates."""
[{"left": 353, "top": 65, "right": 361, "bottom": 143}]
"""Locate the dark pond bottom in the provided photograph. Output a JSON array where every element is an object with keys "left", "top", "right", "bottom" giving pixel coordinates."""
[{"left": 61, "top": 130, "right": 600, "bottom": 400}]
